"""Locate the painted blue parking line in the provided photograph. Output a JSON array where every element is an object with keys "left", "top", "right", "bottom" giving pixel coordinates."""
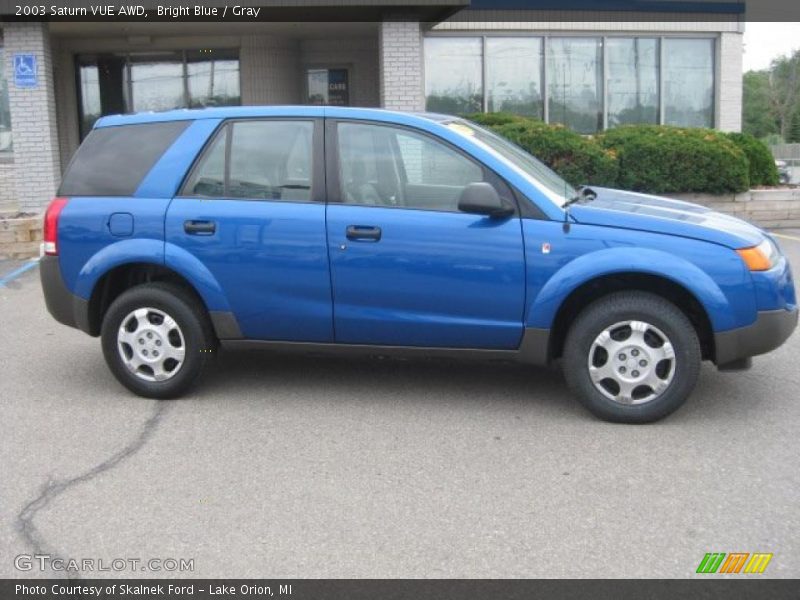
[{"left": 0, "top": 258, "right": 40, "bottom": 288}]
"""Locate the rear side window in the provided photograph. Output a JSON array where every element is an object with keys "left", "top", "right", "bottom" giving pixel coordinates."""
[
  {"left": 59, "top": 121, "right": 189, "bottom": 196},
  {"left": 182, "top": 120, "right": 314, "bottom": 202}
]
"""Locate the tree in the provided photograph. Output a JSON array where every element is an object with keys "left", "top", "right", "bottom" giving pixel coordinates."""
[
  {"left": 743, "top": 71, "right": 778, "bottom": 139},
  {"left": 768, "top": 50, "right": 800, "bottom": 140}
]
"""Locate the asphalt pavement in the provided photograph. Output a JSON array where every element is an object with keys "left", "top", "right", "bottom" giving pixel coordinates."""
[{"left": 1, "top": 232, "right": 799, "bottom": 579}]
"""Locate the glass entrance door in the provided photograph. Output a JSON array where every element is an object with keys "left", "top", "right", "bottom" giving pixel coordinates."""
[{"left": 306, "top": 68, "right": 350, "bottom": 106}]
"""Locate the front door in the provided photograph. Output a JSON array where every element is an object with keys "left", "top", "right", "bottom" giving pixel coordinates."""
[
  {"left": 325, "top": 120, "right": 526, "bottom": 349},
  {"left": 165, "top": 118, "right": 333, "bottom": 342}
]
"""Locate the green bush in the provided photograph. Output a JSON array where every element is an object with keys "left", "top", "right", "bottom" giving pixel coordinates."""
[
  {"left": 726, "top": 132, "right": 779, "bottom": 187},
  {"left": 598, "top": 125, "right": 750, "bottom": 194},
  {"left": 466, "top": 113, "right": 619, "bottom": 187}
]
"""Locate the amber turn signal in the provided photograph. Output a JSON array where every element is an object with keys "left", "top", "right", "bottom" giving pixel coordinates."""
[{"left": 736, "top": 245, "right": 772, "bottom": 271}]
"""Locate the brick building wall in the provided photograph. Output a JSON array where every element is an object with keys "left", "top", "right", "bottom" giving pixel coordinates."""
[
  {"left": 379, "top": 20, "right": 424, "bottom": 111},
  {"left": 241, "top": 35, "right": 302, "bottom": 105},
  {"left": 301, "top": 38, "right": 380, "bottom": 108},
  {"left": 3, "top": 22, "right": 61, "bottom": 213},
  {"left": 0, "top": 161, "right": 16, "bottom": 213}
]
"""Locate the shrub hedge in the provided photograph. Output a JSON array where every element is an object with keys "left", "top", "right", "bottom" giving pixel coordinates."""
[
  {"left": 726, "top": 132, "right": 780, "bottom": 187},
  {"left": 597, "top": 125, "right": 749, "bottom": 194},
  {"left": 466, "top": 114, "right": 764, "bottom": 195},
  {"left": 466, "top": 113, "right": 618, "bottom": 188}
]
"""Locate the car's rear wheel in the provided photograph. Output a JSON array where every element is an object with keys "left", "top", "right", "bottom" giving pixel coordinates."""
[
  {"left": 101, "top": 282, "right": 216, "bottom": 399},
  {"left": 562, "top": 291, "right": 701, "bottom": 423}
]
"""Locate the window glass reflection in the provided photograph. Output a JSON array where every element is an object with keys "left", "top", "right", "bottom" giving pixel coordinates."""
[
  {"left": 663, "top": 38, "right": 715, "bottom": 127},
  {"left": 1, "top": 46, "right": 14, "bottom": 153},
  {"left": 127, "top": 54, "right": 185, "bottom": 112},
  {"left": 486, "top": 37, "right": 543, "bottom": 118},
  {"left": 607, "top": 37, "right": 659, "bottom": 126},
  {"left": 75, "top": 50, "right": 241, "bottom": 140},
  {"left": 187, "top": 50, "right": 240, "bottom": 108},
  {"left": 547, "top": 37, "right": 603, "bottom": 133},
  {"left": 425, "top": 37, "right": 483, "bottom": 114}
]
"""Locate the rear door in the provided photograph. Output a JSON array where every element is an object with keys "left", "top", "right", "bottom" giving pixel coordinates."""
[
  {"left": 165, "top": 118, "right": 333, "bottom": 341},
  {"left": 325, "top": 120, "right": 526, "bottom": 349}
]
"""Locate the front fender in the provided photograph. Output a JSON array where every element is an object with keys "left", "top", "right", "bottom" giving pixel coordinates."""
[{"left": 526, "top": 247, "right": 740, "bottom": 332}]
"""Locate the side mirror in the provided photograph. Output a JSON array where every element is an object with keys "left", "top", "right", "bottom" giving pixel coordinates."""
[{"left": 458, "top": 182, "right": 514, "bottom": 218}]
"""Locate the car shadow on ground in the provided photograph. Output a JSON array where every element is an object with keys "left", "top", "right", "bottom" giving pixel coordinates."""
[{"left": 198, "top": 348, "right": 583, "bottom": 415}]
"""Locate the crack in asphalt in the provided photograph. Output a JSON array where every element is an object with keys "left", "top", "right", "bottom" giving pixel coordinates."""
[{"left": 16, "top": 401, "right": 171, "bottom": 579}]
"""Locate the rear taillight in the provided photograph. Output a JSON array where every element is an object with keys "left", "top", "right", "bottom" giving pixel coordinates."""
[{"left": 43, "top": 197, "right": 68, "bottom": 256}]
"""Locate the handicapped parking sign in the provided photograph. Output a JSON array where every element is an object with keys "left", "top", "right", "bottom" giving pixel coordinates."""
[{"left": 13, "top": 54, "right": 38, "bottom": 88}]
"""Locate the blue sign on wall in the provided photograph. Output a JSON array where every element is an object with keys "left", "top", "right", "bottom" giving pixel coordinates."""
[{"left": 13, "top": 54, "right": 38, "bottom": 88}]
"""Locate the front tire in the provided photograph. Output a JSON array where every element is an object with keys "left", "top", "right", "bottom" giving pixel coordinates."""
[
  {"left": 101, "top": 282, "right": 216, "bottom": 399},
  {"left": 562, "top": 291, "right": 701, "bottom": 423}
]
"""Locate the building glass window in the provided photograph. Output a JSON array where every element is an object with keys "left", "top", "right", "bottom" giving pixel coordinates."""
[
  {"left": 76, "top": 50, "right": 240, "bottom": 139},
  {"left": 306, "top": 68, "right": 350, "bottom": 106},
  {"left": 186, "top": 50, "right": 240, "bottom": 108},
  {"left": 606, "top": 37, "right": 660, "bottom": 127},
  {"left": 663, "top": 38, "right": 715, "bottom": 128},
  {"left": 0, "top": 43, "right": 12, "bottom": 154},
  {"left": 128, "top": 54, "right": 185, "bottom": 113},
  {"left": 547, "top": 37, "right": 603, "bottom": 134},
  {"left": 486, "top": 37, "right": 543, "bottom": 118},
  {"left": 424, "top": 37, "right": 483, "bottom": 114},
  {"left": 423, "top": 35, "right": 716, "bottom": 132}
]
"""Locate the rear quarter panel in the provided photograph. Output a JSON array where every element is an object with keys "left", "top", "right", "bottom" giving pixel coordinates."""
[{"left": 58, "top": 197, "right": 171, "bottom": 299}]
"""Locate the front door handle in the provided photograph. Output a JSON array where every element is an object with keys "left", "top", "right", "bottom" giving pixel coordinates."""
[
  {"left": 346, "top": 225, "right": 382, "bottom": 242},
  {"left": 184, "top": 220, "right": 216, "bottom": 235}
]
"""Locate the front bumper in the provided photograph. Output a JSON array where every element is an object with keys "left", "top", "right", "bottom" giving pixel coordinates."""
[{"left": 715, "top": 307, "right": 798, "bottom": 367}]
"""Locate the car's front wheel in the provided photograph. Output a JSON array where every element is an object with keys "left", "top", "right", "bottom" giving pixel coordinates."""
[
  {"left": 562, "top": 291, "right": 701, "bottom": 423},
  {"left": 101, "top": 282, "right": 216, "bottom": 399}
]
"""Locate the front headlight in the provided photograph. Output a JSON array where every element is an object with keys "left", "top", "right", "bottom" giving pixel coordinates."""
[{"left": 737, "top": 238, "right": 780, "bottom": 271}]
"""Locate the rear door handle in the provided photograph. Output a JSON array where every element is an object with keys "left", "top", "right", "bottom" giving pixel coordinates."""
[
  {"left": 184, "top": 220, "right": 216, "bottom": 235},
  {"left": 346, "top": 225, "right": 382, "bottom": 242}
]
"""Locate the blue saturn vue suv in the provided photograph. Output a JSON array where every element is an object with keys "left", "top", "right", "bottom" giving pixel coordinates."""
[{"left": 40, "top": 106, "right": 797, "bottom": 423}]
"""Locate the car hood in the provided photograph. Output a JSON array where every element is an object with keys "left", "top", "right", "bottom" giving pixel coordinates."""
[{"left": 568, "top": 187, "right": 764, "bottom": 249}]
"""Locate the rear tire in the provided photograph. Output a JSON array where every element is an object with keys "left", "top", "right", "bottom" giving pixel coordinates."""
[
  {"left": 101, "top": 282, "right": 216, "bottom": 399},
  {"left": 562, "top": 291, "right": 701, "bottom": 423}
]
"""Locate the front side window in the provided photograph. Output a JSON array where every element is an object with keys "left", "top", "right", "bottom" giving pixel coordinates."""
[
  {"left": 0, "top": 42, "right": 12, "bottom": 154},
  {"left": 337, "top": 122, "right": 487, "bottom": 212},
  {"left": 184, "top": 120, "right": 314, "bottom": 202}
]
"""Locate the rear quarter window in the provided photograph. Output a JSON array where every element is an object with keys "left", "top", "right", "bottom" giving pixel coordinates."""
[{"left": 59, "top": 121, "right": 190, "bottom": 196}]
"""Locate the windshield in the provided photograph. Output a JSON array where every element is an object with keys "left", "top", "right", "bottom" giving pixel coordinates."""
[{"left": 445, "top": 119, "right": 577, "bottom": 207}]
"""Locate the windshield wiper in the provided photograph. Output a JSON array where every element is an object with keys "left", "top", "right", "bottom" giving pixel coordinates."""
[{"left": 563, "top": 185, "right": 597, "bottom": 208}]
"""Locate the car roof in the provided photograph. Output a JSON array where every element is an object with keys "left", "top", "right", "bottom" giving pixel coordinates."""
[{"left": 94, "top": 106, "right": 457, "bottom": 129}]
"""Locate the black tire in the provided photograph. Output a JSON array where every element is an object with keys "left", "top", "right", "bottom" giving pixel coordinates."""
[
  {"left": 562, "top": 291, "right": 701, "bottom": 423},
  {"left": 101, "top": 282, "right": 216, "bottom": 399}
]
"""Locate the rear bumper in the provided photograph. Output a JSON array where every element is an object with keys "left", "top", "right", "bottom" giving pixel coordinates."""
[
  {"left": 40, "top": 255, "right": 93, "bottom": 335},
  {"left": 715, "top": 307, "right": 798, "bottom": 367}
]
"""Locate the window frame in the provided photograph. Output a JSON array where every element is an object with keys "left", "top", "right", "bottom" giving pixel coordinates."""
[
  {"left": 178, "top": 117, "right": 325, "bottom": 204},
  {"left": 325, "top": 118, "right": 523, "bottom": 217}
]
